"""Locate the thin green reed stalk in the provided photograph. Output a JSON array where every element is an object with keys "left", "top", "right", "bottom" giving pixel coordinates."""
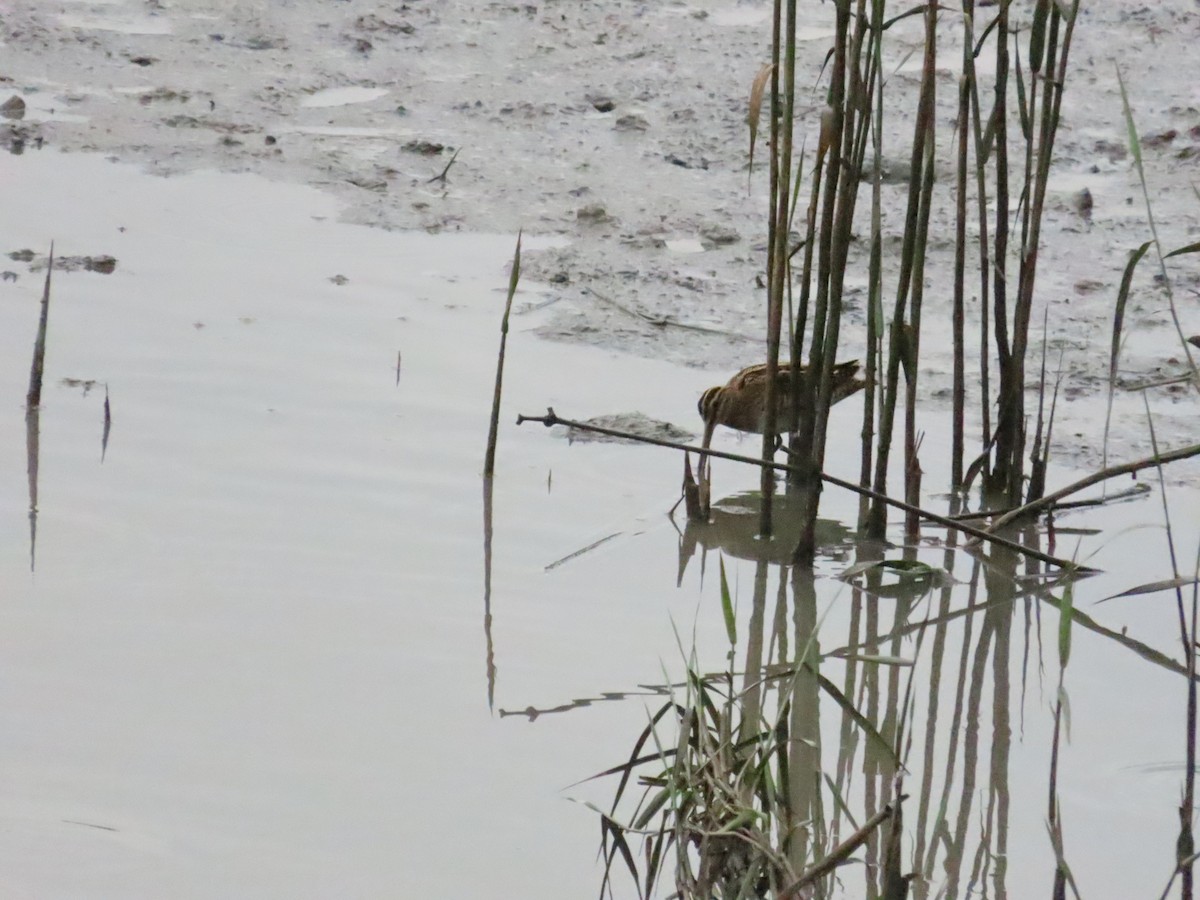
[
  {"left": 1142, "top": 400, "right": 1197, "bottom": 899},
  {"left": 988, "top": 3, "right": 1014, "bottom": 503},
  {"left": 813, "top": 0, "right": 871, "bottom": 453},
  {"left": 866, "top": 3, "right": 939, "bottom": 540},
  {"left": 1031, "top": 4, "right": 1080, "bottom": 503},
  {"left": 860, "top": 0, "right": 886, "bottom": 529},
  {"left": 760, "top": 0, "right": 797, "bottom": 538},
  {"left": 952, "top": 17, "right": 971, "bottom": 491},
  {"left": 794, "top": 0, "right": 865, "bottom": 564},
  {"left": 903, "top": 5, "right": 938, "bottom": 542},
  {"left": 1010, "top": 2, "right": 1076, "bottom": 505},
  {"left": 962, "top": 5, "right": 994, "bottom": 474}
]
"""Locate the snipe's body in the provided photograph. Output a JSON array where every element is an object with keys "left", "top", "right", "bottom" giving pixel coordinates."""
[{"left": 697, "top": 359, "right": 864, "bottom": 447}]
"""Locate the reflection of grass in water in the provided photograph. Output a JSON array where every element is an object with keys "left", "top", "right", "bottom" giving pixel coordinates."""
[{"left": 595, "top": 562, "right": 911, "bottom": 898}]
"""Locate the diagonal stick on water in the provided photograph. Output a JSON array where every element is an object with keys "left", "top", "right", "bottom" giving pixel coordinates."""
[{"left": 516, "top": 408, "right": 1092, "bottom": 573}]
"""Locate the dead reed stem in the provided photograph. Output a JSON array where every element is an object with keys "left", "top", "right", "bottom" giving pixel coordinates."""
[
  {"left": 26, "top": 244, "right": 54, "bottom": 410},
  {"left": 483, "top": 231, "right": 521, "bottom": 479}
]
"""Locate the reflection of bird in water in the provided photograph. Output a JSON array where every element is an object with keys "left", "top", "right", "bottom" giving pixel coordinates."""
[
  {"left": 696, "top": 359, "right": 864, "bottom": 479},
  {"left": 676, "top": 491, "right": 854, "bottom": 584}
]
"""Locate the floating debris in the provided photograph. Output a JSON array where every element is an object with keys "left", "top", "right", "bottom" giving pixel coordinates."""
[{"left": 60, "top": 377, "right": 99, "bottom": 396}]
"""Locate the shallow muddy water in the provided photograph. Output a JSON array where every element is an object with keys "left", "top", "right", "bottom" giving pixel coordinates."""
[{"left": 0, "top": 151, "right": 1197, "bottom": 898}]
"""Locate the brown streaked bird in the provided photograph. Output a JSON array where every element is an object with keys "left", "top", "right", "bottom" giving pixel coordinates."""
[{"left": 697, "top": 359, "right": 864, "bottom": 474}]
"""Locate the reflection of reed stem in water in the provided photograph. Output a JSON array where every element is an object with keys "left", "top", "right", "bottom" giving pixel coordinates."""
[
  {"left": 26, "top": 406, "right": 40, "bottom": 573},
  {"left": 26, "top": 244, "right": 53, "bottom": 410},
  {"left": 101, "top": 383, "right": 112, "bottom": 462},
  {"left": 481, "top": 477, "right": 497, "bottom": 711}
]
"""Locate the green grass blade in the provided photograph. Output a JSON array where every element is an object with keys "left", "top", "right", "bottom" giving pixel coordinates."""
[{"left": 719, "top": 556, "right": 737, "bottom": 645}]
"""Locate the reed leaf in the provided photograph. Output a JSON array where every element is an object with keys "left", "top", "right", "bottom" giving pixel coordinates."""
[
  {"left": 746, "top": 63, "right": 773, "bottom": 189},
  {"left": 1102, "top": 576, "right": 1200, "bottom": 603},
  {"left": 719, "top": 556, "right": 737, "bottom": 646}
]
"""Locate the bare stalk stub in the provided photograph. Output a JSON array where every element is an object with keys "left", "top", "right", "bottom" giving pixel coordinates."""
[{"left": 26, "top": 244, "right": 54, "bottom": 410}]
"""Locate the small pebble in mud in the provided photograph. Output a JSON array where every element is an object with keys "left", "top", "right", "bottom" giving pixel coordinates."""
[
  {"left": 0, "top": 96, "right": 26, "bottom": 120},
  {"left": 576, "top": 204, "right": 610, "bottom": 224},
  {"left": 1093, "top": 138, "right": 1128, "bottom": 162},
  {"left": 265, "top": 135, "right": 276, "bottom": 145},
  {"left": 402, "top": 139, "right": 444, "bottom": 155},
  {"left": 86, "top": 256, "right": 117, "bottom": 274},
  {"left": 1142, "top": 129, "right": 1177, "bottom": 149},
  {"left": 587, "top": 95, "right": 615, "bottom": 113},
  {"left": 614, "top": 113, "right": 649, "bottom": 132},
  {"left": 1073, "top": 187, "right": 1093, "bottom": 219},
  {"left": 700, "top": 224, "right": 740, "bottom": 247},
  {"left": 666, "top": 154, "right": 709, "bottom": 170}
]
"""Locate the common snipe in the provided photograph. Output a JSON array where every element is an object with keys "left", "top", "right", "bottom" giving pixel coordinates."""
[{"left": 697, "top": 359, "right": 864, "bottom": 472}]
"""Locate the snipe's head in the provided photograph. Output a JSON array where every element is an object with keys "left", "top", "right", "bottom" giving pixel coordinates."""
[
  {"left": 830, "top": 360, "right": 866, "bottom": 404},
  {"left": 697, "top": 385, "right": 723, "bottom": 424}
]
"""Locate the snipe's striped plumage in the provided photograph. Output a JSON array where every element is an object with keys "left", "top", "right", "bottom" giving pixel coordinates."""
[{"left": 697, "top": 359, "right": 864, "bottom": 465}]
